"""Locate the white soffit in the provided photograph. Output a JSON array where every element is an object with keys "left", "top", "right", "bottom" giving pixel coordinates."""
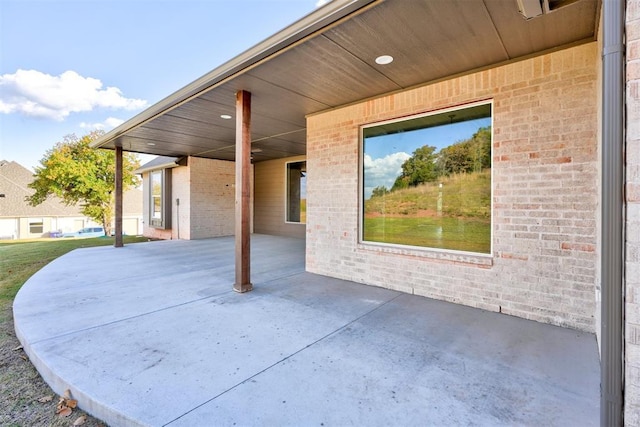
[{"left": 93, "top": 0, "right": 599, "bottom": 163}]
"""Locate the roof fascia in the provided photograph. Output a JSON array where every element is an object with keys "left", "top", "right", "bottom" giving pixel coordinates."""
[
  {"left": 91, "top": 0, "right": 379, "bottom": 150},
  {"left": 134, "top": 158, "right": 182, "bottom": 175}
]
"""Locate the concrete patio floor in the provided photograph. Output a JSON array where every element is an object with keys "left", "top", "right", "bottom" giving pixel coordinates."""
[{"left": 14, "top": 235, "right": 599, "bottom": 426}]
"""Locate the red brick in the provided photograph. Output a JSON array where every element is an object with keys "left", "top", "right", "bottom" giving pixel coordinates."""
[
  {"left": 561, "top": 242, "right": 596, "bottom": 252},
  {"left": 629, "top": 183, "right": 640, "bottom": 203}
]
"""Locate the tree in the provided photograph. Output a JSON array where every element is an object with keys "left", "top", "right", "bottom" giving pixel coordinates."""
[{"left": 27, "top": 131, "right": 140, "bottom": 236}]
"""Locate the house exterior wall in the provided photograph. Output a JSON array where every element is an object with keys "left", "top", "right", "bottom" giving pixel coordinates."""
[
  {"left": 306, "top": 42, "right": 599, "bottom": 332},
  {"left": 142, "top": 167, "right": 179, "bottom": 240},
  {"left": 141, "top": 157, "right": 238, "bottom": 240},
  {"left": 0, "top": 218, "right": 18, "bottom": 239},
  {"left": 18, "top": 216, "right": 52, "bottom": 238},
  {"left": 0, "top": 216, "right": 120, "bottom": 239},
  {"left": 172, "top": 165, "right": 191, "bottom": 239},
  {"left": 188, "top": 156, "right": 236, "bottom": 239},
  {"left": 254, "top": 155, "right": 306, "bottom": 239},
  {"left": 626, "top": 0, "right": 640, "bottom": 424}
]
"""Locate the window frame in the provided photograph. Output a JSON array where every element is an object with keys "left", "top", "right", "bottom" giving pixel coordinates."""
[
  {"left": 358, "top": 100, "right": 494, "bottom": 257},
  {"left": 28, "top": 218, "right": 44, "bottom": 235},
  {"left": 148, "top": 168, "right": 172, "bottom": 229},
  {"left": 284, "top": 160, "right": 307, "bottom": 224}
]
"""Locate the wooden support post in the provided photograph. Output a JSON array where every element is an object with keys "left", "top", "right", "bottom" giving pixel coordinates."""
[
  {"left": 234, "top": 90, "right": 252, "bottom": 292},
  {"left": 114, "top": 146, "right": 124, "bottom": 248}
]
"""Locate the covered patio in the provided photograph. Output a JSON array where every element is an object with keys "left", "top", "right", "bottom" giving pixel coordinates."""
[{"left": 14, "top": 236, "right": 599, "bottom": 426}]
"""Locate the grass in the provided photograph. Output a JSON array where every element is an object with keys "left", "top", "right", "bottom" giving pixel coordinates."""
[
  {"left": 0, "top": 235, "right": 149, "bottom": 426},
  {"left": 364, "top": 170, "right": 491, "bottom": 253}
]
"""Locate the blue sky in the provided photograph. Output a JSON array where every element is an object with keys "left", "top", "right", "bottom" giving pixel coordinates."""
[
  {"left": 0, "top": 0, "right": 328, "bottom": 170},
  {"left": 363, "top": 117, "right": 492, "bottom": 198}
]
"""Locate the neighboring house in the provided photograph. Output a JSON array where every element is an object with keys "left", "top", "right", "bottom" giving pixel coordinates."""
[
  {"left": 0, "top": 160, "right": 143, "bottom": 239},
  {"left": 92, "top": 0, "right": 638, "bottom": 424}
]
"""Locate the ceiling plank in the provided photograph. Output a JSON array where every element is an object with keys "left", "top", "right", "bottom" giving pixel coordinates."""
[
  {"left": 484, "top": 0, "right": 598, "bottom": 58},
  {"left": 323, "top": 0, "right": 509, "bottom": 88},
  {"left": 246, "top": 35, "right": 401, "bottom": 107},
  {"left": 102, "top": 0, "right": 598, "bottom": 163}
]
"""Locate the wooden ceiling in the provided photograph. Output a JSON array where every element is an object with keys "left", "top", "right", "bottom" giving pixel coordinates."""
[{"left": 94, "top": 0, "right": 599, "bottom": 163}]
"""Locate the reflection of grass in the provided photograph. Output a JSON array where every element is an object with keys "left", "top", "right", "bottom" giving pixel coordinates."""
[
  {"left": 366, "top": 170, "right": 491, "bottom": 219},
  {"left": 364, "top": 216, "right": 491, "bottom": 253},
  {"left": 300, "top": 199, "right": 306, "bottom": 223},
  {"left": 364, "top": 170, "right": 491, "bottom": 253}
]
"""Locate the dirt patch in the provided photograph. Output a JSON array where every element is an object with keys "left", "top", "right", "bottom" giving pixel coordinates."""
[{"left": 0, "top": 305, "right": 105, "bottom": 426}]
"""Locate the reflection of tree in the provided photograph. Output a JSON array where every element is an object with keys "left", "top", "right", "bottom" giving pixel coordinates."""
[
  {"left": 392, "top": 145, "right": 438, "bottom": 190},
  {"left": 380, "top": 126, "right": 491, "bottom": 195},
  {"left": 152, "top": 182, "right": 162, "bottom": 195},
  {"left": 371, "top": 186, "right": 389, "bottom": 197},
  {"left": 436, "top": 126, "right": 491, "bottom": 176}
]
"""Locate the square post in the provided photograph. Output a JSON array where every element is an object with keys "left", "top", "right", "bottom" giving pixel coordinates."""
[
  {"left": 114, "top": 145, "right": 124, "bottom": 248},
  {"left": 234, "top": 90, "right": 252, "bottom": 292}
]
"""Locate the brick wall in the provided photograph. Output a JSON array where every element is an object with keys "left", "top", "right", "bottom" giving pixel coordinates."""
[
  {"left": 188, "top": 157, "right": 235, "bottom": 239},
  {"left": 626, "top": 0, "right": 640, "bottom": 424},
  {"left": 141, "top": 157, "right": 236, "bottom": 240},
  {"left": 142, "top": 167, "right": 183, "bottom": 240},
  {"left": 306, "top": 42, "right": 599, "bottom": 331},
  {"left": 254, "top": 155, "right": 306, "bottom": 239}
]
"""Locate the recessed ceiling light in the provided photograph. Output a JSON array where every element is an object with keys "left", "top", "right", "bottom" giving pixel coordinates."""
[
  {"left": 375, "top": 55, "right": 394, "bottom": 65},
  {"left": 220, "top": 114, "right": 232, "bottom": 119},
  {"left": 147, "top": 142, "right": 156, "bottom": 146}
]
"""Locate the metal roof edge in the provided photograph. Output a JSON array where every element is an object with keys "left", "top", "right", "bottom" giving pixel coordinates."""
[
  {"left": 91, "top": 0, "right": 379, "bottom": 150},
  {"left": 134, "top": 156, "right": 183, "bottom": 174}
]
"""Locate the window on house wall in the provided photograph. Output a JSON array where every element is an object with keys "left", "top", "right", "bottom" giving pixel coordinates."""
[
  {"left": 151, "top": 171, "right": 162, "bottom": 220},
  {"left": 29, "top": 219, "right": 44, "bottom": 234},
  {"left": 361, "top": 102, "right": 492, "bottom": 254},
  {"left": 286, "top": 161, "right": 306, "bottom": 223},
  {"left": 149, "top": 169, "right": 171, "bottom": 229}
]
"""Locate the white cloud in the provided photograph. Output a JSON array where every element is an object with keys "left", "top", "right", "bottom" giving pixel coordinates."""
[
  {"left": 0, "top": 69, "right": 147, "bottom": 121},
  {"left": 363, "top": 151, "right": 410, "bottom": 198},
  {"left": 80, "top": 117, "right": 125, "bottom": 131},
  {"left": 105, "top": 117, "right": 125, "bottom": 128},
  {"left": 315, "top": 0, "right": 331, "bottom": 7}
]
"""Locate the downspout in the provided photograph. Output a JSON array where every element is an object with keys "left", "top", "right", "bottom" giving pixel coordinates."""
[{"left": 601, "top": 0, "right": 625, "bottom": 425}]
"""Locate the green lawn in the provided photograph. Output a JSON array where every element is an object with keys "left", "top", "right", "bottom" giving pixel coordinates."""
[
  {"left": 0, "top": 236, "right": 150, "bottom": 310},
  {"left": 0, "top": 235, "right": 150, "bottom": 426},
  {"left": 364, "top": 216, "right": 491, "bottom": 253}
]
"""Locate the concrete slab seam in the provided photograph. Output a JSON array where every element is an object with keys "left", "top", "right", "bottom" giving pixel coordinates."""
[
  {"left": 24, "top": 291, "right": 233, "bottom": 346},
  {"left": 162, "top": 292, "right": 404, "bottom": 426}
]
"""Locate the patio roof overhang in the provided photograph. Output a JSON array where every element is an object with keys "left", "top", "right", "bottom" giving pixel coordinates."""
[{"left": 91, "top": 0, "right": 600, "bottom": 162}]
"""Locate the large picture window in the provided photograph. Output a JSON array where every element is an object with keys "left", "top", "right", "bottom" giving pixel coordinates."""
[
  {"left": 286, "top": 161, "right": 306, "bottom": 224},
  {"left": 361, "top": 102, "right": 492, "bottom": 254}
]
